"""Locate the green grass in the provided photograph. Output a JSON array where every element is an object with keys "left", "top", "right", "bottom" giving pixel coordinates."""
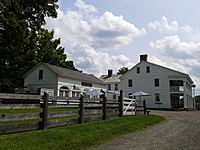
[
  {"left": 0, "top": 118, "right": 42, "bottom": 125},
  {"left": 0, "top": 115, "right": 165, "bottom": 150},
  {"left": 0, "top": 107, "right": 78, "bottom": 114},
  {"left": 0, "top": 108, "right": 42, "bottom": 114}
]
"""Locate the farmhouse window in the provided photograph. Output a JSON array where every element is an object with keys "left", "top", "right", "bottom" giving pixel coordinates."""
[
  {"left": 39, "top": 70, "right": 43, "bottom": 80},
  {"left": 81, "top": 82, "right": 92, "bottom": 87},
  {"left": 128, "top": 79, "right": 133, "bottom": 87},
  {"left": 108, "top": 84, "right": 111, "bottom": 90},
  {"left": 154, "top": 78, "right": 159, "bottom": 87},
  {"left": 115, "top": 84, "right": 118, "bottom": 90},
  {"left": 137, "top": 67, "right": 140, "bottom": 73},
  {"left": 155, "top": 93, "right": 160, "bottom": 102},
  {"left": 146, "top": 66, "right": 150, "bottom": 73}
]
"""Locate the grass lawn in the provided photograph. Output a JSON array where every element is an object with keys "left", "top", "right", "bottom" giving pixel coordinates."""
[
  {"left": 0, "top": 115, "right": 165, "bottom": 150},
  {"left": 0, "top": 107, "right": 78, "bottom": 114}
]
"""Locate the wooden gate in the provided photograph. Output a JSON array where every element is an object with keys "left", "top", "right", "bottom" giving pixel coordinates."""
[{"left": 123, "top": 98, "right": 136, "bottom": 115}]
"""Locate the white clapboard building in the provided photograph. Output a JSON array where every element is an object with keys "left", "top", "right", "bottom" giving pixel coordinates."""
[
  {"left": 23, "top": 63, "right": 106, "bottom": 97},
  {"left": 120, "top": 54, "right": 195, "bottom": 110}
]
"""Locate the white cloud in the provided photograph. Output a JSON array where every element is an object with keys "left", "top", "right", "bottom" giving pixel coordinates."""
[
  {"left": 75, "top": 0, "right": 97, "bottom": 14},
  {"left": 149, "top": 35, "right": 200, "bottom": 57},
  {"left": 71, "top": 44, "right": 134, "bottom": 75},
  {"left": 91, "top": 11, "right": 146, "bottom": 49},
  {"left": 149, "top": 35, "right": 200, "bottom": 88},
  {"left": 45, "top": 0, "right": 144, "bottom": 75},
  {"left": 148, "top": 16, "right": 193, "bottom": 34}
]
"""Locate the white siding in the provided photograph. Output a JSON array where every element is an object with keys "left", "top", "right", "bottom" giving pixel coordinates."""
[
  {"left": 106, "top": 82, "right": 120, "bottom": 91},
  {"left": 24, "top": 64, "right": 58, "bottom": 95},
  {"left": 106, "top": 82, "right": 120, "bottom": 100},
  {"left": 120, "top": 61, "right": 193, "bottom": 109},
  {"left": 57, "top": 77, "right": 106, "bottom": 96}
]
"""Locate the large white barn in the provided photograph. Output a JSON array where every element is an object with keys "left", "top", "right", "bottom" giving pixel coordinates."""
[
  {"left": 120, "top": 55, "right": 195, "bottom": 110},
  {"left": 23, "top": 63, "right": 106, "bottom": 97}
]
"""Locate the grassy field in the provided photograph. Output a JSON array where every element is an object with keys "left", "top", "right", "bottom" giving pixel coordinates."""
[{"left": 0, "top": 115, "right": 165, "bottom": 150}]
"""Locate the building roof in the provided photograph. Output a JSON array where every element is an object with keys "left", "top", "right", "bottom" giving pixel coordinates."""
[
  {"left": 120, "top": 61, "right": 194, "bottom": 84},
  {"left": 24, "top": 63, "right": 106, "bottom": 85},
  {"left": 100, "top": 74, "right": 121, "bottom": 83}
]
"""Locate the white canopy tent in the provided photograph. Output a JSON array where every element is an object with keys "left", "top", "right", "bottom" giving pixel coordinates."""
[
  {"left": 85, "top": 89, "right": 104, "bottom": 97},
  {"left": 131, "top": 90, "right": 150, "bottom": 97},
  {"left": 106, "top": 90, "right": 120, "bottom": 95}
]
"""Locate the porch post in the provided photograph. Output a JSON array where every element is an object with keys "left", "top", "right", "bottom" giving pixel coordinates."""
[{"left": 183, "top": 81, "right": 187, "bottom": 109}]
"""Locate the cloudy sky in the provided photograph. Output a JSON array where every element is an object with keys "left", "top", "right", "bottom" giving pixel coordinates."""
[{"left": 45, "top": 0, "right": 200, "bottom": 95}]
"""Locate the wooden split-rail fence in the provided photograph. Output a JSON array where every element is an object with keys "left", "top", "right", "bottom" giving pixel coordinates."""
[{"left": 0, "top": 92, "right": 124, "bottom": 134}]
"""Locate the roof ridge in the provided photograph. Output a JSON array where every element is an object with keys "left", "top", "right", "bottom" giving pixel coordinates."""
[{"left": 43, "top": 63, "right": 106, "bottom": 85}]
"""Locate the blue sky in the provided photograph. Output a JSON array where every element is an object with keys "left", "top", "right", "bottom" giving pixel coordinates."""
[{"left": 45, "top": 0, "right": 200, "bottom": 95}]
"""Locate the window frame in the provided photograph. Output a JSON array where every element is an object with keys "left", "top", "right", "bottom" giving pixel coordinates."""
[
  {"left": 136, "top": 67, "right": 140, "bottom": 73},
  {"left": 108, "top": 84, "right": 111, "bottom": 90},
  {"left": 81, "top": 82, "right": 92, "bottom": 87},
  {"left": 128, "top": 79, "right": 133, "bottom": 87},
  {"left": 155, "top": 93, "right": 160, "bottom": 102},
  {"left": 146, "top": 66, "right": 150, "bottom": 73},
  {"left": 114, "top": 84, "right": 118, "bottom": 90},
  {"left": 154, "top": 78, "right": 159, "bottom": 87},
  {"left": 39, "top": 70, "right": 43, "bottom": 80}
]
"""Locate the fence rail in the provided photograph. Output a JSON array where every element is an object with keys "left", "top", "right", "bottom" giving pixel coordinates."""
[{"left": 0, "top": 92, "right": 123, "bottom": 134}]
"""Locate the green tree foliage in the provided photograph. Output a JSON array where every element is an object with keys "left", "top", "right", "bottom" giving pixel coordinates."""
[
  {"left": 34, "top": 28, "right": 77, "bottom": 70},
  {"left": 195, "top": 95, "right": 200, "bottom": 110},
  {"left": 0, "top": 0, "right": 76, "bottom": 92},
  {"left": 117, "top": 67, "right": 129, "bottom": 75}
]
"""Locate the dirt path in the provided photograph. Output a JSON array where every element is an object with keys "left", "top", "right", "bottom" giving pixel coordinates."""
[{"left": 95, "top": 111, "right": 200, "bottom": 150}]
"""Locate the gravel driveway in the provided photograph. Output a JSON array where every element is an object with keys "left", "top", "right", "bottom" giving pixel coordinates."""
[{"left": 95, "top": 110, "right": 200, "bottom": 150}]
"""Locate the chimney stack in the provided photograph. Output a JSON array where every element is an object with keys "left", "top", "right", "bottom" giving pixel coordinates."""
[
  {"left": 140, "top": 54, "right": 148, "bottom": 62},
  {"left": 108, "top": 69, "right": 113, "bottom": 77}
]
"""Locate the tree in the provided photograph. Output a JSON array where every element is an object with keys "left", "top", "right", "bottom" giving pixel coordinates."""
[
  {"left": 0, "top": 0, "right": 76, "bottom": 92},
  {"left": 195, "top": 95, "right": 200, "bottom": 110},
  {"left": 117, "top": 67, "right": 129, "bottom": 75}
]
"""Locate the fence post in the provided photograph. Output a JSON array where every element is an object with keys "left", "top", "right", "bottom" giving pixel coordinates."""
[
  {"left": 143, "top": 100, "right": 146, "bottom": 115},
  {"left": 118, "top": 90, "right": 123, "bottom": 117},
  {"left": 79, "top": 95, "right": 84, "bottom": 124},
  {"left": 102, "top": 95, "right": 107, "bottom": 120},
  {"left": 41, "top": 92, "right": 49, "bottom": 130}
]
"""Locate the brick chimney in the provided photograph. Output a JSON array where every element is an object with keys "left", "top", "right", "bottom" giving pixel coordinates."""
[
  {"left": 140, "top": 54, "right": 148, "bottom": 62},
  {"left": 108, "top": 69, "right": 113, "bottom": 77}
]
